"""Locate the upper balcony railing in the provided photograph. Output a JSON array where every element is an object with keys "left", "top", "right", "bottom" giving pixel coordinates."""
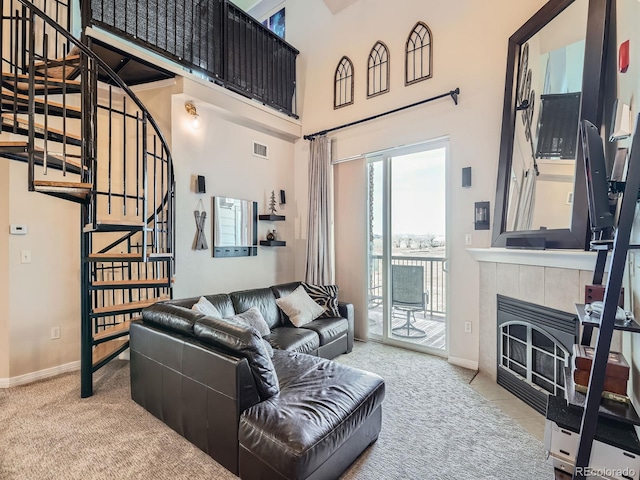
[{"left": 86, "top": 0, "right": 299, "bottom": 117}]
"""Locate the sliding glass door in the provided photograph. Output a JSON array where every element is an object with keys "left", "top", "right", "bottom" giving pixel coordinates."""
[{"left": 367, "top": 140, "right": 448, "bottom": 355}]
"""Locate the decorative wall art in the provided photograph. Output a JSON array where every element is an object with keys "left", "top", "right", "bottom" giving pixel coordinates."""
[
  {"left": 334, "top": 56, "right": 354, "bottom": 109},
  {"left": 332, "top": 20, "right": 433, "bottom": 108},
  {"left": 367, "top": 41, "right": 390, "bottom": 97},
  {"left": 193, "top": 199, "right": 208, "bottom": 251},
  {"left": 262, "top": 8, "right": 285, "bottom": 39},
  {"left": 405, "top": 21, "right": 433, "bottom": 85}
]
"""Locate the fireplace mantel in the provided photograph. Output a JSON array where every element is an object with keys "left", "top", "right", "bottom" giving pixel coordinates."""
[{"left": 468, "top": 248, "right": 607, "bottom": 272}]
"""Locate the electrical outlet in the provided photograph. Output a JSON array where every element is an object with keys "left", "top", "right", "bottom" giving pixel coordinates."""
[
  {"left": 465, "top": 234, "right": 472, "bottom": 246},
  {"left": 464, "top": 322, "right": 472, "bottom": 333},
  {"left": 20, "top": 250, "right": 31, "bottom": 264},
  {"left": 51, "top": 326, "right": 60, "bottom": 340}
]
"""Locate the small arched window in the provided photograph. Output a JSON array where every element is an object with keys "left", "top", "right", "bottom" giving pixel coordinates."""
[
  {"left": 367, "top": 41, "right": 390, "bottom": 98},
  {"left": 405, "top": 22, "right": 433, "bottom": 85},
  {"left": 334, "top": 56, "right": 354, "bottom": 109}
]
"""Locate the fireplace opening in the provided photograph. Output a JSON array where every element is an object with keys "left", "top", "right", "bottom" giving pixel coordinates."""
[{"left": 497, "top": 295, "right": 578, "bottom": 414}]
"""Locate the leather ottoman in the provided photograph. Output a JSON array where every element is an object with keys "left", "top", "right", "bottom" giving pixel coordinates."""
[{"left": 238, "top": 350, "right": 385, "bottom": 480}]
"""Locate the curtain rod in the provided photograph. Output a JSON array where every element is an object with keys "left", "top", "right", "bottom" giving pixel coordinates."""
[{"left": 303, "top": 88, "right": 460, "bottom": 141}]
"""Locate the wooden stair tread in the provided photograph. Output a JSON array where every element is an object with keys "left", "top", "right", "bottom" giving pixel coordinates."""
[
  {"left": 93, "top": 318, "right": 137, "bottom": 342},
  {"left": 148, "top": 252, "right": 174, "bottom": 259},
  {"left": 84, "top": 220, "right": 148, "bottom": 233},
  {"left": 1, "top": 114, "right": 82, "bottom": 141},
  {"left": 92, "top": 278, "right": 169, "bottom": 287},
  {"left": 0, "top": 143, "right": 83, "bottom": 170},
  {"left": 92, "top": 296, "right": 168, "bottom": 315},
  {"left": 88, "top": 252, "right": 173, "bottom": 262},
  {"left": 93, "top": 338, "right": 129, "bottom": 366},
  {"left": 33, "top": 180, "right": 92, "bottom": 189},
  {"left": 97, "top": 220, "right": 145, "bottom": 227},
  {"left": 1, "top": 88, "right": 82, "bottom": 114},
  {"left": 1, "top": 72, "right": 81, "bottom": 87},
  {"left": 34, "top": 54, "right": 81, "bottom": 68},
  {"left": 0, "top": 141, "right": 28, "bottom": 147},
  {"left": 88, "top": 253, "right": 144, "bottom": 261}
]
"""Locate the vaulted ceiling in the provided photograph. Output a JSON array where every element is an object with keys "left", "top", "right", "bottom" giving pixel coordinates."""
[{"left": 322, "top": 0, "right": 360, "bottom": 14}]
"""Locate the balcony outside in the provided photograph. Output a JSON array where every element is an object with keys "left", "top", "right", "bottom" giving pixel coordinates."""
[{"left": 367, "top": 146, "right": 447, "bottom": 352}]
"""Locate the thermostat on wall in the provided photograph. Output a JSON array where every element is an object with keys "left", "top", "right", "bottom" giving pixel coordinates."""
[{"left": 10, "top": 224, "right": 28, "bottom": 235}]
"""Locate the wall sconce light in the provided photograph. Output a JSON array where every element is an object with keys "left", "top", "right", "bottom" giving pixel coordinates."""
[{"left": 185, "top": 101, "right": 201, "bottom": 129}]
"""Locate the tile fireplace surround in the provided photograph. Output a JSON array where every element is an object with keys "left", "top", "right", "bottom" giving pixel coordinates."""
[{"left": 468, "top": 248, "right": 622, "bottom": 381}]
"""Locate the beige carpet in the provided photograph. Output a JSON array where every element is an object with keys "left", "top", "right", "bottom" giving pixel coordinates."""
[{"left": 0, "top": 342, "right": 551, "bottom": 480}]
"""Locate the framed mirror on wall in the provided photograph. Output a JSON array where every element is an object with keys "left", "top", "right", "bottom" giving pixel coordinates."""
[{"left": 492, "top": 0, "right": 611, "bottom": 249}]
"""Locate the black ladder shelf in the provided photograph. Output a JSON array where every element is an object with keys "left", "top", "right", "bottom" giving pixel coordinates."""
[{"left": 568, "top": 117, "right": 640, "bottom": 479}]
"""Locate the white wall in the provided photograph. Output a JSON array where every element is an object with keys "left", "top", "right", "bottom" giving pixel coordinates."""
[
  {"left": 0, "top": 159, "right": 9, "bottom": 379},
  {"left": 287, "top": 0, "right": 548, "bottom": 365},
  {"left": 6, "top": 162, "right": 80, "bottom": 377},
  {"left": 168, "top": 94, "right": 297, "bottom": 296}
]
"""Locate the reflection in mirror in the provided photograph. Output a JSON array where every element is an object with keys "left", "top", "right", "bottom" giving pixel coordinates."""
[
  {"left": 506, "top": 0, "right": 588, "bottom": 232},
  {"left": 212, "top": 197, "right": 258, "bottom": 257}
]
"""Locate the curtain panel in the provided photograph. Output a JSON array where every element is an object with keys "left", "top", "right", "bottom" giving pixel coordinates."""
[{"left": 305, "top": 136, "right": 334, "bottom": 285}]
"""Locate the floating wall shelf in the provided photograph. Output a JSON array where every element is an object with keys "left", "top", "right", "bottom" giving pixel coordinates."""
[
  {"left": 259, "top": 214, "right": 286, "bottom": 221},
  {"left": 260, "top": 240, "right": 286, "bottom": 247}
]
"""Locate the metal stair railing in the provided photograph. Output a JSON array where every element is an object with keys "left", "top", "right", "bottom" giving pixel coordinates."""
[{"left": 2, "top": 0, "right": 175, "bottom": 397}]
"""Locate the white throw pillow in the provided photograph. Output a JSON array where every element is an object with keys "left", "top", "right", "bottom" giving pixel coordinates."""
[
  {"left": 192, "top": 296, "right": 222, "bottom": 318},
  {"left": 229, "top": 307, "right": 271, "bottom": 337},
  {"left": 275, "top": 285, "right": 325, "bottom": 327}
]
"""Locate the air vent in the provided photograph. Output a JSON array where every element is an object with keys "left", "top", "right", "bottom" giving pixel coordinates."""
[{"left": 253, "top": 141, "right": 269, "bottom": 159}]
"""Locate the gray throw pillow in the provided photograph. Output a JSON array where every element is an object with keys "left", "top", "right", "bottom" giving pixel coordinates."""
[
  {"left": 192, "top": 296, "right": 223, "bottom": 318},
  {"left": 228, "top": 307, "right": 271, "bottom": 337}
]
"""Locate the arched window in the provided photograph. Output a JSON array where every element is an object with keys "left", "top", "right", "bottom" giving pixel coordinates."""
[
  {"left": 334, "top": 56, "right": 354, "bottom": 109},
  {"left": 405, "top": 22, "right": 433, "bottom": 85},
  {"left": 367, "top": 41, "right": 390, "bottom": 98}
]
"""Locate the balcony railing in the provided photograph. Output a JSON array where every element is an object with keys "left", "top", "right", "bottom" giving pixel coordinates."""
[
  {"left": 87, "top": 0, "right": 298, "bottom": 117},
  {"left": 370, "top": 255, "right": 447, "bottom": 316}
]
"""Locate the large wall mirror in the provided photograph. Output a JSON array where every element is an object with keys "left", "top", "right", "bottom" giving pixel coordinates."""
[
  {"left": 492, "top": 0, "right": 611, "bottom": 249},
  {"left": 212, "top": 197, "right": 258, "bottom": 257}
]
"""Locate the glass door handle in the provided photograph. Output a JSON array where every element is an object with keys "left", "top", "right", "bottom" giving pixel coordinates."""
[{"left": 443, "top": 258, "right": 449, "bottom": 273}]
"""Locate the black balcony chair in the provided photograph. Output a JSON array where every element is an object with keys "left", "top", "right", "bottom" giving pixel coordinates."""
[{"left": 391, "top": 264, "right": 429, "bottom": 338}]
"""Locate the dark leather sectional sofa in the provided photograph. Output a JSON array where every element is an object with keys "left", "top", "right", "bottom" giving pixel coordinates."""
[{"left": 130, "top": 282, "right": 385, "bottom": 480}]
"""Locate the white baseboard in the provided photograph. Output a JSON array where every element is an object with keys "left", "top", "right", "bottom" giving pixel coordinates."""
[
  {"left": 448, "top": 356, "right": 478, "bottom": 371},
  {"left": 0, "top": 360, "right": 81, "bottom": 389}
]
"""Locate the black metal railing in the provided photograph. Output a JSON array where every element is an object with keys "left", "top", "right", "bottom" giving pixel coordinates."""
[
  {"left": 87, "top": 0, "right": 298, "bottom": 117},
  {"left": 369, "top": 255, "right": 447, "bottom": 316},
  {"left": 2, "top": 0, "right": 175, "bottom": 396}
]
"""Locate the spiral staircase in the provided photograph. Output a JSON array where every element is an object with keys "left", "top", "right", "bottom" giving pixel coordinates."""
[{"left": 0, "top": 0, "right": 175, "bottom": 397}]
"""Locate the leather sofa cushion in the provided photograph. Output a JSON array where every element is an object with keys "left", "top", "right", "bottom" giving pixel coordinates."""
[
  {"left": 263, "top": 327, "right": 319, "bottom": 355},
  {"left": 300, "top": 317, "right": 348, "bottom": 345},
  {"left": 239, "top": 351, "right": 385, "bottom": 479},
  {"left": 230, "top": 288, "right": 281, "bottom": 329},
  {"left": 142, "top": 303, "right": 204, "bottom": 335},
  {"left": 166, "top": 294, "right": 236, "bottom": 318},
  {"left": 194, "top": 317, "right": 279, "bottom": 401}
]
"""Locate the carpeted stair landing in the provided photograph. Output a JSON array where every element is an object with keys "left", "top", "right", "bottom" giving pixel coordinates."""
[{"left": 0, "top": 342, "right": 551, "bottom": 480}]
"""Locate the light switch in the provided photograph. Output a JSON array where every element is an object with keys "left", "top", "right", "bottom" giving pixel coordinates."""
[{"left": 21, "top": 250, "right": 31, "bottom": 264}]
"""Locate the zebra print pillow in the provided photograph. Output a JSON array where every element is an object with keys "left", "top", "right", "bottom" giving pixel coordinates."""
[{"left": 302, "top": 283, "right": 340, "bottom": 318}]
